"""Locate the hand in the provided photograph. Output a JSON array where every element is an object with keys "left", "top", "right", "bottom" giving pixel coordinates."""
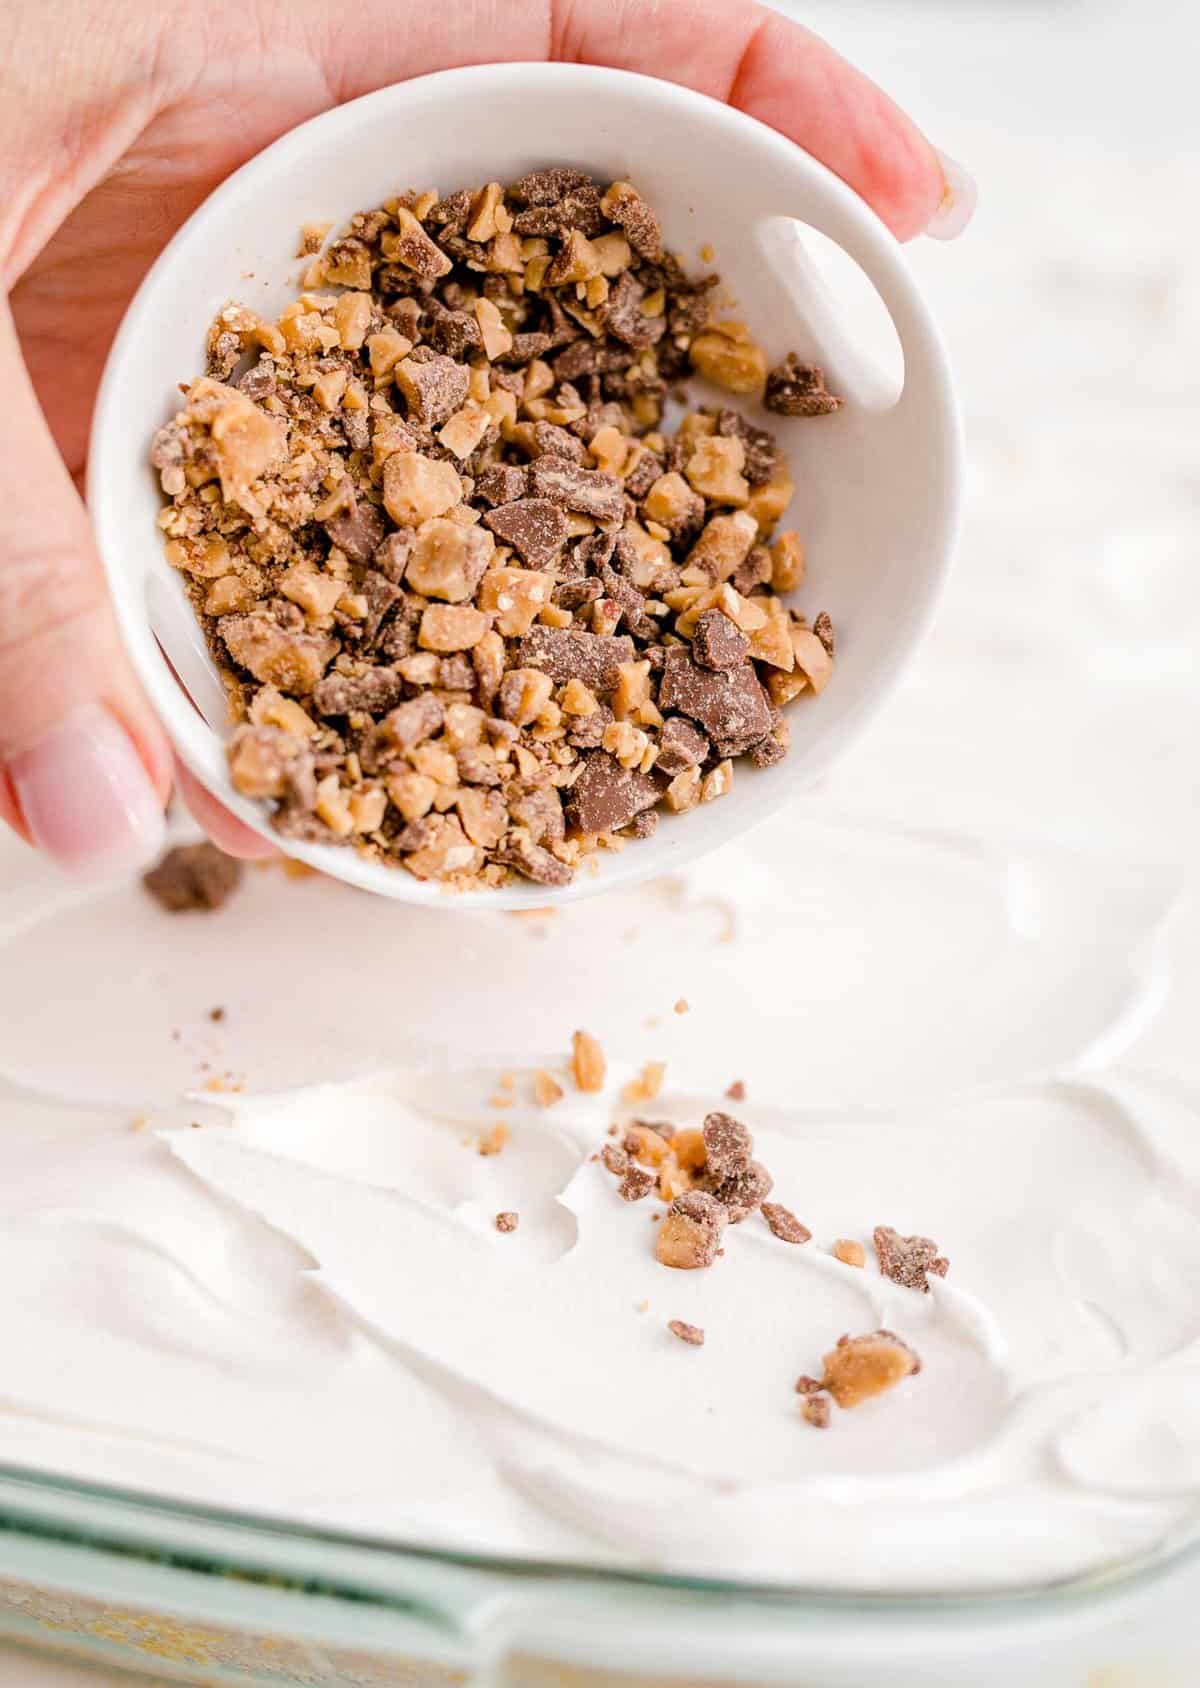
[{"left": 0, "top": 0, "right": 972, "bottom": 878}]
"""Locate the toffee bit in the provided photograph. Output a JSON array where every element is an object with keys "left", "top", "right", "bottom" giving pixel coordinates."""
[
  {"left": 601, "top": 1143, "right": 630, "bottom": 1176},
  {"left": 667, "top": 1319, "right": 705, "bottom": 1347},
  {"left": 208, "top": 1006, "right": 226, "bottom": 1023},
  {"left": 832, "top": 1239, "right": 865, "bottom": 1268},
  {"left": 822, "top": 1330, "right": 920, "bottom": 1408},
  {"left": 495, "top": 1211, "right": 519, "bottom": 1233},
  {"left": 673, "top": 998, "right": 690, "bottom": 1015},
  {"left": 794, "top": 1374, "right": 824, "bottom": 1395},
  {"left": 571, "top": 1029, "right": 607, "bottom": 1093},
  {"left": 533, "top": 1068, "right": 564, "bottom": 1108},
  {"left": 725, "top": 1079, "right": 746, "bottom": 1101},
  {"left": 477, "top": 1123, "right": 509, "bottom": 1157}
]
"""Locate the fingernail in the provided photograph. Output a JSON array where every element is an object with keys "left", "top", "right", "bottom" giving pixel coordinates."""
[
  {"left": 9, "top": 704, "right": 166, "bottom": 881},
  {"left": 926, "top": 149, "right": 977, "bottom": 241}
]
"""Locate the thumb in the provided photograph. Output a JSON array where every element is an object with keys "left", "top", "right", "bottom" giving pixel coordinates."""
[{"left": 0, "top": 303, "right": 171, "bottom": 878}]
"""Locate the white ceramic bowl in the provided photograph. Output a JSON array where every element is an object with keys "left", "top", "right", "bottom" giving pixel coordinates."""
[{"left": 90, "top": 62, "right": 962, "bottom": 908}]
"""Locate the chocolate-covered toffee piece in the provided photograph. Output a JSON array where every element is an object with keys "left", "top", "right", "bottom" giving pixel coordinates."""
[
  {"left": 763, "top": 355, "right": 844, "bottom": 418},
  {"left": 482, "top": 499, "right": 568, "bottom": 568},
  {"left": 518, "top": 626, "right": 635, "bottom": 690},
  {"left": 762, "top": 1202, "right": 812, "bottom": 1245},
  {"left": 659, "top": 647, "right": 772, "bottom": 755},
  {"left": 873, "top": 1225, "right": 950, "bottom": 1293},
  {"left": 668, "top": 1320, "right": 705, "bottom": 1347},
  {"left": 143, "top": 843, "right": 243, "bottom": 913},
  {"left": 565, "top": 752, "right": 660, "bottom": 834},
  {"left": 655, "top": 1191, "right": 727, "bottom": 1269}
]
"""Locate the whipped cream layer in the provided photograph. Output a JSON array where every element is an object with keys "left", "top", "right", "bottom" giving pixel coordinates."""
[
  {"left": 0, "top": 793, "right": 1198, "bottom": 1591},
  {"left": 2, "top": 118, "right": 1200, "bottom": 1592}
]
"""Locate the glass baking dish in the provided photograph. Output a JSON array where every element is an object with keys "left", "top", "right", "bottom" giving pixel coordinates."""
[{"left": 0, "top": 1459, "right": 1197, "bottom": 1687}]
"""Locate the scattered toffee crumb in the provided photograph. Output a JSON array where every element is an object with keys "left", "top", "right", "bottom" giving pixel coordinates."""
[
  {"left": 800, "top": 1393, "right": 831, "bottom": 1429},
  {"left": 478, "top": 1123, "right": 509, "bottom": 1157},
  {"left": 725, "top": 1079, "right": 746, "bottom": 1101},
  {"left": 142, "top": 843, "right": 243, "bottom": 913},
  {"left": 668, "top": 1319, "right": 705, "bottom": 1347},
  {"left": 873, "top": 1225, "right": 949, "bottom": 1293},
  {"left": 208, "top": 1006, "right": 226, "bottom": 1023},
  {"left": 762, "top": 1202, "right": 812, "bottom": 1245},
  {"left": 832, "top": 1239, "right": 865, "bottom": 1268},
  {"left": 674, "top": 998, "right": 690, "bottom": 1015},
  {"left": 495, "top": 1211, "right": 519, "bottom": 1233},
  {"left": 794, "top": 1374, "right": 824, "bottom": 1395},
  {"left": 152, "top": 176, "right": 841, "bottom": 894}
]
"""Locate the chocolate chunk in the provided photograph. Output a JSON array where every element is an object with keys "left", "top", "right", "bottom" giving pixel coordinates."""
[
  {"left": 667, "top": 1320, "right": 705, "bottom": 1347},
  {"left": 658, "top": 647, "right": 772, "bottom": 755},
  {"left": 394, "top": 352, "right": 470, "bottom": 426},
  {"left": 619, "top": 1163, "right": 656, "bottom": 1202},
  {"left": 518, "top": 625, "right": 634, "bottom": 690},
  {"left": 715, "top": 408, "right": 779, "bottom": 485},
  {"left": 625, "top": 808, "right": 658, "bottom": 839},
  {"left": 456, "top": 747, "right": 502, "bottom": 786},
  {"left": 495, "top": 841, "right": 573, "bottom": 886},
  {"left": 623, "top": 450, "right": 665, "bottom": 500},
  {"left": 701, "top": 1112, "right": 753, "bottom": 1179},
  {"left": 801, "top": 1394, "right": 832, "bottom": 1429},
  {"left": 762, "top": 1202, "right": 812, "bottom": 1245},
  {"left": 602, "top": 1143, "right": 630, "bottom": 1176},
  {"left": 655, "top": 716, "right": 710, "bottom": 777},
  {"left": 499, "top": 331, "right": 554, "bottom": 365},
  {"left": 603, "top": 270, "right": 665, "bottom": 350},
  {"left": 426, "top": 190, "right": 471, "bottom": 227},
  {"left": 572, "top": 528, "right": 618, "bottom": 574},
  {"left": 380, "top": 694, "right": 443, "bottom": 750},
  {"left": 731, "top": 547, "right": 773, "bottom": 596},
  {"left": 483, "top": 498, "right": 567, "bottom": 568},
  {"left": 143, "top": 843, "right": 243, "bottom": 913},
  {"left": 507, "top": 783, "right": 565, "bottom": 844},
  {"left": 438, "top": 653, "right": 476, "bottom": 690},
  {"left": 425, "top": 304, "right": 482, "bottom": 358},
  {"left": 597, "top": 565, "right": 652, "bottom": 635},
  {"left": 566, "top": 702, "right": 613, "bottom": 749},
  {"left": 357, "top": 569, "right": 402, "bottom": 648},
  {"left": 749, "top": 731, "right": 787, "bottom": 770},
  {"left": 704, "top": 1159, "right": 774, "bottom": 1224},
  {"left": 763, "top": 355, "right": 843, "bottom": 418},
  {"left": 475, "top": 464, "right": 528, "bottom": 507},
  {"left": 528, "top": 456, "right": 626, "bottom": 523},
  {"left": 602, "top": 183, "right": 663, "bottom": 262},
  {"left": 555, "top": 578, "right": 603, "bottom": 612},
  {"left": 552, "top": 340, "right": 636, "bottom": 383},
  {"left": 692, "top": 609, "right": 750, "bottom": 672},
  {"left": 813, "top": 611, "right": 836, "bottom": 656},
  {"left": 565, "top": 752, "right": 659, "bottom": 835},
  {"left": 873, "top": 1226, "right": 950, "bottom": 1293},
  {"left": 313, "top": 667, "right": 404, "bottom": 717},
  {"left": 236, "top": 356, "right": 276, "bottom": 402},
  {"left": 510, "top": 166, "right": 593, "bottom": 205},
  {"left": 530, "top": 422, "right": 585, "bottom": 463}
]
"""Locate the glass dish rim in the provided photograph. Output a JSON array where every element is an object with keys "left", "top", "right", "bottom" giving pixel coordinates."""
[{"left": 1, "top": 1454, "right": 1196, "bottom": 1626}]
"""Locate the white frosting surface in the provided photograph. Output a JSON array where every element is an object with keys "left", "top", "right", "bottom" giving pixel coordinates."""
[{"left": 2, "top": 75, "right": 1200, "bottom": 1592}]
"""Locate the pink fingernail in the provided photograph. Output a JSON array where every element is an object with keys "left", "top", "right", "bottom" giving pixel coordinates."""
[
  {"left": 926, "top": 149, "right": 977, "bottom": 241},
  {"left": 9, "top": 704, "right": 166, "bottom": 881}
]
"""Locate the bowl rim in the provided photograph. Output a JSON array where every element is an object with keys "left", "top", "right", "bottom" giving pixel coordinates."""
[{"left": 89, "top": 60, "right": 963, "bottom": 910}]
